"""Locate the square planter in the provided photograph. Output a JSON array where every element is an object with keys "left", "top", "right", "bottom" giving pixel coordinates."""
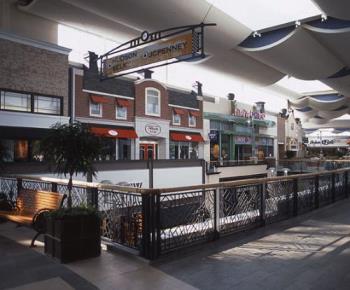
[{"left": 45, "top": 214, "right": 101, "bottom": 263}]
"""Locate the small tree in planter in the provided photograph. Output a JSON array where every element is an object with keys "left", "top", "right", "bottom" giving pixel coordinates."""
[
  {"left": 41, "top": 122, "right": 101, "bottom": 207},
  {"left": 41, "top": 122, "right": 103, "bottom": 263}
]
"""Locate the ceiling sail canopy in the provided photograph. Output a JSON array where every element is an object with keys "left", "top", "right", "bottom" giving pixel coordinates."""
[
  {"left": 291, "top": 93, "right": 350, "bottom": 124},
  {"left": 239, "top": 27, "right": 343, "bottom": 80},
  {"left": 17, "top": 0, "right": 286, "bottom": 86},
  {"left": 312, "top": 0, "right": 350, "bottom": 20}
]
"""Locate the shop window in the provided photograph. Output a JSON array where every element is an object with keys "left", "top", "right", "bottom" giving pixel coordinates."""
[
  {"left": 90, "top": 101, "right": 102, "bottom": 117},
  {"left": 116, "top": 105, "right": 127, "bottom": 120},
  {"left": 189, "top": 115, "right": 196, "bottom": 127},
  {"left": 99, "top": 138, "right": 116, "bottom": 160},
  {"left": 118, "top": 139, "right": 131, "bottom": 160},
  {"left": 170, "top": 141, "right": 198, "bottom": 160},
  {"left": 0, "top": 91, "right": 31, "bottom": 112},
  {"left": 34, "top": 96, "right": 61, "bottom": 115},
  {"left": 173, "top": 113, "right": 181, "bottom": 125},
  {"left": 145, "top": 88, "right": 160, "bottom": 116}
]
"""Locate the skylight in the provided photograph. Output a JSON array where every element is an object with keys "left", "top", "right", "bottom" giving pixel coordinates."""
[
  {"left": 207, "top": 0, "right": 322, "bottom": 31},
  {"left": 275, "top": 76, "right": 333, "bottom": 95}
]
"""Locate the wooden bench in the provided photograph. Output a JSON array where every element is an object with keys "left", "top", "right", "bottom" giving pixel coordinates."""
[{"left": 0, "top": 189, "right": 66, "bottom": 247}]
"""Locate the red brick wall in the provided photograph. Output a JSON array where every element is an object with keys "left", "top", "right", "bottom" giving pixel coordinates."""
[
  {"left": 75, "top": 74, "right": 134, "bottom": 122},
  {"left": 135, "top": 80, "right": 170, "bottom": 120},
  {"left": 168, "top": 104, "right": 203, "bottom": 129}
]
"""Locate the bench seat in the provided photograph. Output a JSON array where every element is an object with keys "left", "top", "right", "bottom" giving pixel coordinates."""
[{"left": 0, "top": 189, "right": 66, "bottom": 247}]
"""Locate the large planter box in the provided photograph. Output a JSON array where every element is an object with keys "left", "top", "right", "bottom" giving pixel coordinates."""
[{"left": 45, "top": 214, "right": 101, "bottom": 263}]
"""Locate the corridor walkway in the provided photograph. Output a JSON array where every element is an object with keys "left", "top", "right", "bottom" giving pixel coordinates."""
[{"left": 1, "top": 199, "right": 350, "bottom": 289}]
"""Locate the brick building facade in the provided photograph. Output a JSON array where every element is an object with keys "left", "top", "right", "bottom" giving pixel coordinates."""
[
  {"left": 72, "top": 53, "right": 205, "bottom": 160},
  {"left": 0, "top": 32, "right": 70, "bottom": 162}
]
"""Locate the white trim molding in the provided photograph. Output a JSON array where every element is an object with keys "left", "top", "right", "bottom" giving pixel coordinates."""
[
  {"left": 82, "top": 89, "right": 134, "bottom": 100},
  {"left": 135, "top": 78, "right": 167, "bottom": 90},
  {"left": 0, "top": 31, "right": 71, "bottom": 55},
  {"left": 168, "top": 104, "right": 199, "bottom": 111},
  {"left": 75, "top": 117, "right": 135, "bottom": 127},
  {"left": 169, "top": 126, "right": 203, "bottom": 133}
]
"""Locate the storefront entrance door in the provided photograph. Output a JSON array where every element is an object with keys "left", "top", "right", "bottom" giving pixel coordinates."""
[{"left": 140, "top": 143, "right": 158, "bottom": 160}]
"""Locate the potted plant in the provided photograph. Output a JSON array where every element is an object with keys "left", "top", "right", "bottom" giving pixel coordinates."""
[
  {"left": 45, "top": 206, "right": 101, "bottom": 263},
  {"left": 41, "top": 122, "right": 102, "bottom": 263}
]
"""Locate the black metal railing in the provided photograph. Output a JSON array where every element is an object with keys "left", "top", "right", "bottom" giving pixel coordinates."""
[{"left": 0, "top": 167, "right": 349, "bottom": 260}]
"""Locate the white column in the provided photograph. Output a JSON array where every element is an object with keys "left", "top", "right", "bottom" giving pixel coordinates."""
[{"left": 135, "top": 138, "right": 140, "bottom": 160}]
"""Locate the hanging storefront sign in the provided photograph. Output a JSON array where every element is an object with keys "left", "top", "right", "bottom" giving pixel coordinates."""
[
  {"left": 99, "top": 23, "right": 215, "bottom": 79},
  {"left": 145, "top": 123, "right": 161, "bottom": 136},
  {"left": 104, "top": 33, "right": 194, "bottom": 76},
  {"left": 208, "top": 130, "right": 218, "bottom": 142}
]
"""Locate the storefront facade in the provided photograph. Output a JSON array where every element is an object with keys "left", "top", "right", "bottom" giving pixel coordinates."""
[
  {"left": 204, "top": 96, "right": 277, "bottom": 162},
  {"left": 73, "top": 54, "right": 205, "bottom": 160},
  {"left": 0, "top": 32, "right": 70, "bottom": 162}
]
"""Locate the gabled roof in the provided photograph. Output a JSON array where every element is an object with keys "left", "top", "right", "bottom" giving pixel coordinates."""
[
  {"left": 168, "top": 89, "right": 199, "bottom": 109},
  {"left": 83, "top": 67, "right": 135, "bottom": 98}
]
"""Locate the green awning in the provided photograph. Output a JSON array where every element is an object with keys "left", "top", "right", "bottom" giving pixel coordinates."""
[{"left": 204, "top": 112, "right": 276, "bottom": 127}]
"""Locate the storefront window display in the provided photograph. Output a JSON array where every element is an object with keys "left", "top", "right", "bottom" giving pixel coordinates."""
[
  {"left": 234, "top": 136, "right": 252, "bottom": 160},
  {"left": 118, "top": 139, "right": 131, "bottom": 160},
  {"left": 170, "top": 141, "right": 199, "bottom": 160},
  {"left": 257, "top": 137, "right": 274, "bottom": 160},
  {"left": 220, "top": 134, "right": 231, "bottom": 160},
  {"left": 99, "top": 138, "right": 116, "bottom": 161},
  {"left": 0, "top": 139, "right": 42, "bottom": 162}
]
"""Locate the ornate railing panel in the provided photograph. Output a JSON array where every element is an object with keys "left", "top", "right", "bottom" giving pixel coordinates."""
[
  {"left": 319, "top": 174, "right": 332, "bottom": 207},
  {"left": 297, "top": 177, "right": 316, "bottom": 214},
  {"left": 98, "top": 189, "right": 143, "bottom": 250},
  {"left": 0, "top": 177, "right": 17, "bottom": 202},
  {"left": 219, "top": 184, "right": 261, "bottom": 235},
  {"left": 159, "top": 190, "right": 214, "bottom": 253},
  {"left": 266, "top": 179, "right": 294, "bottom": 223},
  {"left": 334, "top": 172, "right": 346, "bottom": 201},
  {"left": 57, "top": 184, "right": 88, "bottom": 207}
]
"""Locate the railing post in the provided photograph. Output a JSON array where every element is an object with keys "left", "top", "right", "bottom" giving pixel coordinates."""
[
  {"left": 293, "top": 178, "right": 298, "bottom": 216},
  {"left": 345, "top": 171, "right": 349, "bottom": 198},
  {"left": 17, "top": 178, "right": 22, "bottom": 195},
  {"left": 91, "top": 187, "right": 99, "bottom": 210},
  {"left": 260, "top": 182, "right": 266, "bottom": 226},
  {"left": 214, "top": 188, "right": 220, "bottom": 239},
  {"left": 141, "top": 192, "right": 160, "bottom": 260},
  {"left": 314, "top": 175, "right": 319, "bottom": 209},
  {"left": 51, "top": 182, "right": 58, "bottom": 193},
  {"left": 331, "top": 173, "right": 336, "bottom": 203},
  {"left": 141, "top": 193, "right": 151, "bottom": 259}
]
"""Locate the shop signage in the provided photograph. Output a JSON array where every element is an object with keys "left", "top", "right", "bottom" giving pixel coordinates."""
[
  {"left": 235, "top": 136, "right": 252, "bottom": 145},
  {"left": 145, "top": 124, "right": 161, "bottom": 136},
  {"left": 233, "top": 109, "right": 265, "bottom": 120},
  {"left": 104, "top": 33, "right": 194, "bottom": 76},
  {"left": 208, "top": 131, "right": 218, "bottom": 142},
  {"left": 185, "top": 135, "right": 192, "bottom": 141},
  {"left": 99, "top": 23, "right": 215, "bottom": 79},
  {"left": 108, "top": 130, "right": 118, "bottom": 136}
]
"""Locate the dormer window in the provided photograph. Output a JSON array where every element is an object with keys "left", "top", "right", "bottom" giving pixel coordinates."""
[
  {"left": 145, "top": 88, "right": 160, "bottom": 117},
  {"left": 172, "top": 108, "right": 184, "bottom": 125},
  {"left": 116, "top": 99, "right": 129, "bottom": 120},
  {"left": 189, "top": 110, "right": 200, "bottom": 127}
]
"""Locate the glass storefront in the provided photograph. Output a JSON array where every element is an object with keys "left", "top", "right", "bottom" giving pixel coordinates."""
[
  {"left": 1, "top": 139, "right": 42, "bottom": 162},
  {"left": 170, "top": 141, "right": 199, "bottom": 160},
  {"left": 118, "top": 139, "right": 131, "bottom": 160}
]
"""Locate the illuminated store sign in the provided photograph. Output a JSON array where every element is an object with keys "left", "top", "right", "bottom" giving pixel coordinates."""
[{"left": 233, "top": 109, "right": 265, "bottom": 120}]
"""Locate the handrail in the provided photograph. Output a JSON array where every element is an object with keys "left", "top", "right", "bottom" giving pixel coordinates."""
[
  {"left": 1, "top": 166, "right": 349, "bottom": 195},
  {"left": 278, "top": 159, "right": 350, "bottom": 163}
]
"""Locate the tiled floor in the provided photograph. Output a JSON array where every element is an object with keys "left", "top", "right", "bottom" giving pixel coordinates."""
[{"left": 1, "top": 199, "right": 350, "bottom": 289}]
